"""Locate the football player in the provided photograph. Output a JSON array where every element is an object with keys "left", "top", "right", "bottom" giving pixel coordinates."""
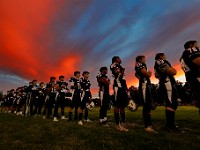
[
  {"left": 68, "top": 71, "right": 82, "bottom": 125},
  {"left": 154, "top": 53, "right": 179, "bottom": 131},
  {"left": 36, "top": 82, "right": 46, "bottom": 116},
  {"left": 135, "top": 55, "right": 157, "bottom": 133},
  {"left": 29, "top": 79, "right": 39, "bottom": 116},
  {"left": 81, "top": 71, "right": 93, "bottom": 122},
  {"left": 3, "top": 90, "right": 13, "bottom": 113},
  {"left": 110, "top": 56, "right": 129, "bottom": 132},
  {"left": 24, "top": 82, "right": 32, "bottom": 116},
  {"left": 54, "top": 75, "right": 68, "bottom": 121},
  {"left": 43, "top": 77, "right": 58, "bottom": 119},
  {"left": 180, "top": 40, "right": 200, "bottom": 114},
  {"left": 15, "top": 89, "right": 23, "bottom": 115},
  {"left": 11, "top": 89, "right": 18, "bottom": 114},
  {"left": 97, "top": 67, "right": 110, "bottom": 126}
]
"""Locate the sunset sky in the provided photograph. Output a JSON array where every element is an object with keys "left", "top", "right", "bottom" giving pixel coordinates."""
[{"left": 1, "top": 0, "right": 200, "bottom": 95}]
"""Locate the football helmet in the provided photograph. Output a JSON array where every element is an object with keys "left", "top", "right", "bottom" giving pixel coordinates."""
[{"left": 127, "top": 100, "right": 138, "bottom": 112}]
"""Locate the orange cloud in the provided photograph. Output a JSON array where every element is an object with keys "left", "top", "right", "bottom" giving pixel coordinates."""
[{"left": 0, "top": 1, "right": 86, "bottom": 83}]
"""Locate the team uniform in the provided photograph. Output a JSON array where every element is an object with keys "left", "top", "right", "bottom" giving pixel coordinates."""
[
  {"left": 43, "top": 82, "right": 58, "bottom": 118},
  {"left": 154, "top": 58, "right": 178, "bottom": 130},
  {"left": 96, "top": 72, "right": 110, "bottom": 125},
  {"left": 110, "top": 60, "right": 128, "bottom": 130},
  {"left": 24, "top": 84, "right": 32, "bottom": 116},
  {"left": 54, "top": 81, "right": 68, "bottom": 120},
  {"left": 180, "top": 48, "right": 200, "bottom": 108},
  {"left": 11, "top": 92, "right": 17, "bottom": 114},
  {"left": 154, "top": 59, "right": 178, "bottom": 110},
  {"left": 29, "top": 84, "right": 39, "bottom": 116},
  {"left": 36, "top": 86, "right": 46, "bottom": 116},
  {"left": 15, "top": 92, "right": 23, "bottom": 115},
  {"left": 20, "top": 86, "right": 28, "bottom": 115},
  {"left": 135, "top": 62, "right": 153, "bottom": 128},
  {"left": 69, "top": 77, "right": 81, "bottom": 121},
  {"left": 110, "top": 63, "right": 128, "bottom": 108},
  {"left": 4, "top": 91, "right": 14, "bottom": 113},
  {"left": 80, "top": 78, "right": 92, "bottom": 121}
]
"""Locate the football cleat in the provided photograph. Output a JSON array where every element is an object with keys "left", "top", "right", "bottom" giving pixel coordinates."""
[
  {"left": 61, "top": 116, "right": 67, "bottom": 120},
  {"left": 53, "top": 117, "right": 58, "bottom": 122},
  {"left": 78, "top": 120, "right": 83, "bottom": 125},
  {"left": 145, "top": 126, "right": 158, "bottom": 134},
  {"left": 84, "top": 119, "right": 93, "bottom": 122}
]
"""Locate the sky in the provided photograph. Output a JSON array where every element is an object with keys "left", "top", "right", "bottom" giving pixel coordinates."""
[{"left": 1, "top": 0, "right": 200, "bottom": 95}]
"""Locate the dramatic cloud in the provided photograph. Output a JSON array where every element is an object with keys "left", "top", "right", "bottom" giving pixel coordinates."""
[{"left": 0, "top": 0, "right": 200, "bottom": 94}]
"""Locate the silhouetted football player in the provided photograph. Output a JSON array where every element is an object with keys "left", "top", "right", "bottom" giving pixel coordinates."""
[
  {"left": 180, "top": 40, "right": 200, "bottom": 114},
  {"left": 15, "top": 89, "right": 23, "bottom": 115},
  {"left": 135, "top": 55, "right": 157, "bottom": 133},
  {"left": 43, "top": 77, "right": 58, "bottom": 119},
  {"left": 36, "top": 82, "right": 46, "bottom": 116},
  {"left": 110, "top": 56, "right": 129, "bottom": 132},
  {"left": 53, "top": 75, "right": 69, "bottom": 121},
  {"left": 29, "top": 79, "right": 39, "bottom": 116},
  {"left": 80, "top": 71, "right": 93, "bottom": 123},
  {"left": 68, "top": 71, "right": 82, "bottom": 124},
  {"left": 3, "top": 90, "right": 14, "bottom": 113},
  {"left": 154, "top": 53, "right": 179, "bottom": 131},
  {"left": 97, "top": 67, "right": 110, "bottom": 126}
]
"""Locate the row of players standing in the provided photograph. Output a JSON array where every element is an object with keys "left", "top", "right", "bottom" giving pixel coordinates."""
[
  {"left": 3, "top": 40, "right": 200, "bottom": 132},
  {"left": 3, "top": 71, "right": 94, "bottom": 124},
  {"left": 102, "top": 40, "right": 200, "bottom": 132},
  {"left": 37, "top": 71, "right": 94, "bottom": 124}
]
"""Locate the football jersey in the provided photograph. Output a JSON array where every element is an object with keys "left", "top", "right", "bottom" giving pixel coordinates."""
[
  {"left": 38, "top": 87, "right": 46, "bottom": 96},
  {"left": 110, "top": 62, "right": 125, "bottom": 78},
  {"left": 80, "top": 78, "right": 91, "bottom": 91},
  {"left": 69, "top": 77, "right": 81, "bottom": 93},
  {"left": 7, "top": 93, "right": 15, "bottom": 103},
  {"left": 46, "top": 82, "right": 57, "bottom": 93},
  {"left": 57, "top": 81, "right": 68, "bottom": 87},
  {"left": 29, "top": 84, "right": 39, "bottom": 96},
  {"left": 110, "top": 62, "right": 126, "bottom": 88},
  {"left": 135, "top": 62, "right": 151, "bottom": 84},
  {"left": 180, "top": 48, "right": 200, "bottom": 80},
  {"left": 57, "top": 81, "right": 68, "bottom": 91},
  {"left": 96, "top": 73, "right": 110, "bottom": 93},
  {"left": 154, "top": 59, "right": 175, "bottom": 84}
]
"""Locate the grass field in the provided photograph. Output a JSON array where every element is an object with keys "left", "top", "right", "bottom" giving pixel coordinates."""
[{"left": 0, "top": 106, "right": 200, "bottom": 150}]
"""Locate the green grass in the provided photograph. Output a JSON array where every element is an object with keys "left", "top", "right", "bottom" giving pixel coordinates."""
[{"left": 0, "top": 106, "right": 200, "bottom": 150}]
